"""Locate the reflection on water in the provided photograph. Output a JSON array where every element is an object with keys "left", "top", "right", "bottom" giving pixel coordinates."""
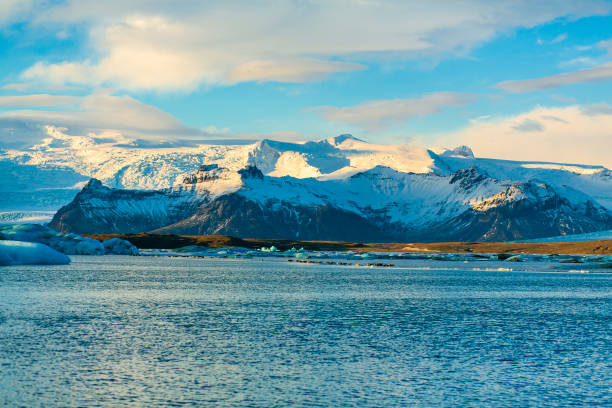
[{"left": 0, "top": 256, "right": 610, "bottom": 407}]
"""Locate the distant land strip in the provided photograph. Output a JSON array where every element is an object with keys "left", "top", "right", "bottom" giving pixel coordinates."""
[{"left": 85, "top": 233, "right": 612, "bottom": 255}]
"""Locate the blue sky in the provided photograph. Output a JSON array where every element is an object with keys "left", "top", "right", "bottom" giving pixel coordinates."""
[{"left": 1, "top": 0, "right": 612, "bottom": 167}]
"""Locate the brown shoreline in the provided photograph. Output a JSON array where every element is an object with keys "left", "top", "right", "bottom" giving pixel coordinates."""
[{"left": 85, "top": 233, "right": 612, "bottom": 255}]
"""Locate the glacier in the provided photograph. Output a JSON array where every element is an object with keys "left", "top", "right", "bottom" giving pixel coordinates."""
[
  {"left": 0, "top": 211, "right": 56, "bottom": 225},
  {"left": 5, "top": 132, "right": 611, "bottom": 206}
]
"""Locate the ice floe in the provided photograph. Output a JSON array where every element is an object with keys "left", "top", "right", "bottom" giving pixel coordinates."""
[
  {"left": 0, "top": 224, "right": 104, "bottom": 255},
  {"left": 103, "top": 238, "right": 139, "bottom": 255},
  {"left": 135, "top": 245, "right": 612, "bottom": 272},
  {"left": 0, "top": 224, "right": 141, "bottom": 256},
  {"left": 0, "top": 240, "right": 70, "bottom": 265}
]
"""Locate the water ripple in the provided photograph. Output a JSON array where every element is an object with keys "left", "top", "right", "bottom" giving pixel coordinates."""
[{"left": 0, "top": 256, "right": 610, "bottom": 407}]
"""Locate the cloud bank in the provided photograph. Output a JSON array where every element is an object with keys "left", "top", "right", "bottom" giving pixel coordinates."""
[
  {"left": 0, "top": 91, "right": 307, "bottom": 149},
  {"left": 437, "top": 104, "right": 612, "bottom": 169},
  {"left": 14, "top": 0, "right": 609, "bottom": 90},
  {"left": 0, "top": 92, "right": 205, "bottom": 148},
  {"left": 312, "top": 92, "right": 476, "bottom": 130},
  {"left": 495, "top": 62, "right": 612, "bottom": 92}
]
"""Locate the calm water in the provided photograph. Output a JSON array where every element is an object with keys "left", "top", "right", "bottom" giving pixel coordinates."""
[{"left": 0, "top": 256, "right": 610, "bottom": 407}]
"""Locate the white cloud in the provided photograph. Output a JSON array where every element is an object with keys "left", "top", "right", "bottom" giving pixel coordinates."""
[
  {"left": 0, "top": 91, "right": 306, "bottom": 148},
  {"left": 0, "top": 91, "right": 202, "bottom": 147},
  {"left": 550, "top": 94, "right": 577, "bottom": 103},
  {"left": 435, "top": 104, "right": 612, "bottom": 168},
  {"left": 0, "top": 0, "right": 40, "bottom": 24},
  {"left": 226, "top": 59, "right": 366, "bottom": 83},
  {"left": 22, "top": 17, "right": 366, "bottom": 89},
  {"left": 551, "top": 33, "right": 568, "bottom": 44},
  {"left": 1, "top": 83, "right": 31, "bottom": 92},
  {"left": 596, "top": 38, "right": 612, "bottom": 54},
  {"left": 541, "top": 115, "right": 568, "bottom": 123},
  {"left": 0, "top": 82, "right": 83, "bottom": 92},
  {"left": 0, "top": 94, "right": 80, "bottom": 107},
  {"left": 511, "top": 118, "right": 543, "bottom": 132},
  {"left": 16, "top": 0, "right": 610, "bottom": 90},
  {"left": 558, "top": 57, "right": 597, "bottom": 68},
  {"left": 203, "top": 126, "right": 230, "bottom": 134},
  {"left": 581, "top": 103, "right": 612, "bottom": 115},
  {"left": 312, "top": 92, "right": 476, "bottom": 130},
  {"left": 538, "top": 33, "right": 568, "bottom": 45},
  {"left": 494, "top": 62, "right": 612, "bottom": 92}
]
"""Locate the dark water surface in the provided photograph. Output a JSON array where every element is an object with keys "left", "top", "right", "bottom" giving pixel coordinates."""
[{"left": 0, "top": 256, "right": 610, "bottom": 407}]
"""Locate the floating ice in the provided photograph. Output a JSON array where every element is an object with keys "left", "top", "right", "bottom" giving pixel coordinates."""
[
  {"left": 0, "top": 224, "right": 104, "bottom": 255},
  {"left": 103, "top": 238, "right": 139, "bottom": 255},
  {"left": 505, "top": 255, "right": 522, "bottom": 262},
  {"left": 174, "top": 245, "right": 208, "bottom": 253},
  {"left": 0, "top": 240, "right": 70, "bottom": 265},
  {"left": 260, "top": 246, "right": 278, "bottom": 252}
]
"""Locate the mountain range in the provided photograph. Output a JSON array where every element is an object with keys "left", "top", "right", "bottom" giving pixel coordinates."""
[{"left": 4, "top": 132, "right": 612, "bottom": 242}]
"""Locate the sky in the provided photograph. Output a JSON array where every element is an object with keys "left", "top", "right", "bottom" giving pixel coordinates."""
[{"left": 1, "top": 0, "right": 612, "bottom": 167}]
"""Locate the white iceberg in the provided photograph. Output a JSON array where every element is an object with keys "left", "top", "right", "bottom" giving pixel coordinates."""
[
  {"left": 260, "top": 246, "right": 279, "bottom": 252},
  {"left": 102, "top": 238, "right": 139, "bottom": 255},
  {"left": 0, "top": 224, "right": 104, "bottom": 255},
  {"left": 0, "top": 240, "right": 70, "bottom": 265}
]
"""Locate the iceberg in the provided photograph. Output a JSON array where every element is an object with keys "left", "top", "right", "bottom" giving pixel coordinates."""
[
  {"left": 0, "top": 224, "right": 104, "bottom": 255},
  {"left": 174, "top": 245, "right": 208, "bottom": 253},
  {"left": 0, "top": 240, "right": 70, "bottom": 265},
  {"left": 260, "top": 246, "right": 279, "bottom": 252},
  {"left": 102, "top": 238, "right": 139, "bottom": 255}
]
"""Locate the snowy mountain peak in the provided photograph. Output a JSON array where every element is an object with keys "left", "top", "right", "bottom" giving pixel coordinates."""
[
  {"left": 83, "top": 178, "right": 105, "bottom": 191},
  {"left": 4, "top": 133, "right": 612, "bottom": 232},
  {"left": 50, "top": 160, "right": 612, "bottom": 241},
  {"left": 446, "top": 145, "right": 474, "bottom": 158},
  {"left": 327, "top": 134, "right": 363, "bottom": 146}
]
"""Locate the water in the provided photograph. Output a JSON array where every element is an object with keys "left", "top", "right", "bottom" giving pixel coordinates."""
[{"left": 0, "top": 256, "right": 610, "bottom": 407}]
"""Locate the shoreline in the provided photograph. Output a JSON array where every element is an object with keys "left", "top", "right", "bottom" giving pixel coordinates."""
[{"left": 85, "top": 233, "right": 612, "bottom": 255}]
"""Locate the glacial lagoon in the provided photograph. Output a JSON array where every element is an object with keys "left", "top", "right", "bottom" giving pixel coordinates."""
[{"left": 1, "top": 255, "right": 610, "bottom": 407}]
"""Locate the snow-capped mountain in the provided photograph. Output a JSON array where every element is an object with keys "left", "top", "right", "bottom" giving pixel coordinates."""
[
  {"left": 49, "top": 179, "right": 202, "bottom": 234},
  {"left": 5, "top": 130, "right": 612, "bottom": 241},
  {"left": 0, "top": 128, "right": 612, "bottom": 241}
]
